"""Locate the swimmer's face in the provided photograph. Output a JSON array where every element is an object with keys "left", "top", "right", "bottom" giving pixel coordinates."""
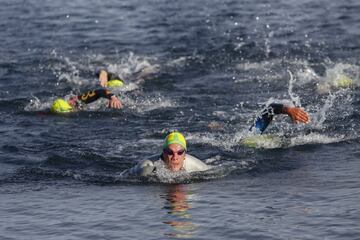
[
  {"left": 68, "top": 96, "right": 79, "bottom": 109},
  {"left": 162, "top": 143, "right": 186, "bottom": 172}
]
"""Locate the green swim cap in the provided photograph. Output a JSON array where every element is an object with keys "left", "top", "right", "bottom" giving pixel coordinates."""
[
  {"left": 50, "top": 98, "right": 73, "bottom": 113},
  {"left": 107, "top": 79, "right": 124, "bottom": 88},
  {"left": 163, "top": 132, "right": 187, "bottom": 150}
]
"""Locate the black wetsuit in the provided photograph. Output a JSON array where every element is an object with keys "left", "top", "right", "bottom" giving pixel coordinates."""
[
  {"left": 249, "top": 103, "right": 285, "bottom": 134},
  {"left": 76, "top": 89, "right": 114, "bottom": 104}
]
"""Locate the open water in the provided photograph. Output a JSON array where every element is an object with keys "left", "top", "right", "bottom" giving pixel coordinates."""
[{"left": 1, "top": 0, "right": 360, "bottom": 239}]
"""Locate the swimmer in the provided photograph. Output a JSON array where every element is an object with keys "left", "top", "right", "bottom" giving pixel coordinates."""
[
  {"left": 316, "top": 74, "right": 355, "bottom": 95},
  {"left": 97, "top": 69, "right": 124, "bottom": 88},
  {"left": 122, "top": 132, "right": 211, "bottom": 177},
  {"left": 250, "top": 102, "right": 310, "bottom": 134},
  {"left": 237, "top": 102, "right": 310, "bottom": 147},
  {"left": 50, "top": 89, "right": 122, "bottom": 113}
]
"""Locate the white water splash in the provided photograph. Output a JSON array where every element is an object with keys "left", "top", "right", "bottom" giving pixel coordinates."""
[
  {"left": 289, "top": 133, "right": 346, "bottom": 147},
  {"left": 296, "top": 64, "right": 319, "bottom": 84},
  {"left": 311, "top": 92, "right": 337, "bottom": 129},
  {"left": 314, "top": 63, "right": 360, "bottom": 94},
  {"left": 143, "top": 160, "right": 238, "bottom": 184},
  {"left": 167, "top": 56, "right": 188, "bottom": 68},
  {"left": 110, "top": 82, "right": 140, "bottom": 93},
  {"left": 107, "top": 52, "right": 160, "bottom": 81},
  {"left": 167, "top": 55, "right": 204, "bottom": 68},
  {"left": 24, "top": 95, "right": 54, "bottom": 111},
  {"left": 186, "top": 132, "right": 237, "bottom": 151},
  {"left": 52, "top": 56, "right": 88, "bottom": 86},
  {"left": 264, "top": 28, "right": 274, "bottom": 58},
  {"left": 120, "top": 94, "right": 175, "bottom": 113},
  {"left": 50, "top": 52, "right": 160, "bottom": 88},
  {"left": 240, "top": 133, "right": 283, "bottom": 149},
  {"left": 287, "top": 69, "right": 301, "bottom": 107}
]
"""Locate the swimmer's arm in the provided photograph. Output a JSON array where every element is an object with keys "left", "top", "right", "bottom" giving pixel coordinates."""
[
  {"left": 97, "top": 70, "right": 122, "bottom": 87},
  {"left": 77, "top": 89, "right": 122, "bottom": 109},
  {"left": 96, "top": 70, "right": 109, "bottom": 87},
  {"left": 127, "top": 160, "right": 155, "bottom": 177},
  {"left": 250, "top": 103, "right": 309, "bottom": 133},
  {"left": 266, "top": 103, "right": 310, "bottom": 124}
]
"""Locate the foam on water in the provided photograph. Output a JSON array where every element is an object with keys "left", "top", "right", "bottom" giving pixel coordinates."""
[
  {"left": 24, "top": 95, "right": 52, "bottom": 112},
  {"left": 186, "top": 132, "right": 237, "bottom": 151},
  {"left": 187, "top": 129, "right": 284, "bottom": 150},
  {"left": 311, "top": 92, "right": 337, "bottom": 129},
  {"left": 50, "top": 53, "right": 89, "bottom": 87},
  {"left": 111, "top": 82, "right": 140, "bottom": 92},
  {"left": 240, "top": 134, "right": 283, "bottom": 149},
  {"left": 48, "top": 51, "right": 160, "bottom": 90},
  {"left": 120, "top": 93, "right": 175, "bottom": 113},
  {"left": 167, "top": 57, "right": 189, "bottom": 68},
  {"left": 141, "top": 160, "right": 240, "bottom": 184},
  {"left": 105, "top": 52, "right": 160, "bottom": 81},
  {"left": 295, "top": 63, "right": 320, "bottom": 85},
  {"left": 289, "top": 132, "right": 347, "bottom": 147}
]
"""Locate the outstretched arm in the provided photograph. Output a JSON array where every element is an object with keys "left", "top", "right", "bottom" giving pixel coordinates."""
[
  {"left": 76, "top": 89, "right": 122, "bottom": 109},
  {"left": 250, "top": 103, "right": 309, "bottom": 134}
]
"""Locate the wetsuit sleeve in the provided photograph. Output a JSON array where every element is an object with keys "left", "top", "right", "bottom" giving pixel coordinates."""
[
  {"left": 249, "top": 103, "right": 285, "bottom": 134},
  {"left": 77, "top": 89, "right": 114, "bottom": 104}
]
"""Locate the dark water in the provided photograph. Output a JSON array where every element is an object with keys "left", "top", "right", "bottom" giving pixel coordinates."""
[{"left": 1, "top": 0, "right": 360, "bottom": 239}]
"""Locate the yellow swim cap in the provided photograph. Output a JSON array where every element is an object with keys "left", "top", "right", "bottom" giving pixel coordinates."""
[
  {"left": 50, "top": 98, "right": 73, "bottom": 113},
  {"left": 333, "top": 75, "right": 353, "bottom": 88},
  {"left": 163, "top": 132, "right": 187, "bottom": 150},
  {"left": 107, "top": 79, "right": 124, "bottom": 88}
]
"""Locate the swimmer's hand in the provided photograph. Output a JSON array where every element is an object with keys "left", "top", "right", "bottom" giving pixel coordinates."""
[
  {"left": 138, "top": 160, "right": 155, "bottom": 177},
  {"left": 108, "top": 95, "right": 122, "bottom": 109},
  {"left": 284, "top": 106, "right": 310, "bottom": 124},
  {"left": 127, "top": 160, "right": 155, "bottom": 177},
  {"left": 99, "top": 70, "right": 108, "bottom": 87}
]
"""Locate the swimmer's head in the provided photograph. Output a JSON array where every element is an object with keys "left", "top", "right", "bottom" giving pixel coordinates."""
[
  {"left": 50, "top": 98, "right": 73, "bottom": 113},
  {"left": 317, "top": 75, "right": 355, "bottom": 94},
  {"left": 332, "top": 75, "right": 353, "bottom": 88},
  {"left": 107, "top": 79, "right": 124, "bottom": 88},
  {"left": 163, "top": 132, "right": 187, "bottom": 150}
]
